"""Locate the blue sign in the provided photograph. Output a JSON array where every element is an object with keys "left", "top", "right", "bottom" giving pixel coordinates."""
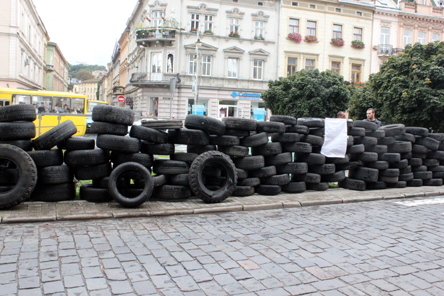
[
  {"left": 192, "top": 105, "right": 205, "bottom": 115},
  {"left": 254, "top": 108, "right": 265, "bottom": 122},
  {"left": 231, "top": 91, "right": 261, "bottom": 100}
]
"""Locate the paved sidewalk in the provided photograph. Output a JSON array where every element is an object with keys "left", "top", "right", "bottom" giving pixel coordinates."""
[{"left": 1, "top": 186, "right": 443, "bottom": 224}]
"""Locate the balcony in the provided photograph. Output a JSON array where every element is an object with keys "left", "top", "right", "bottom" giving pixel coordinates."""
[
  {"left": 130, "top": 72, "right": 178, "bottom": 88},
  {"left": 136, "top": 28, "right": 176, "bottom": 47},
  {"left": 377, "top": 44, "right": 395, "bottom": 56}
]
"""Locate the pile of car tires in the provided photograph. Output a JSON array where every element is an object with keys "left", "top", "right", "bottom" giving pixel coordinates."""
[{"left": 1, "top": 103, "right": 444, "bottom": 210}]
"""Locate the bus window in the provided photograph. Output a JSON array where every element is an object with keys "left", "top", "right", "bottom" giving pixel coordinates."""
[
  {"left": 53, "top": 97, "right": 71, "bottom": 113},
  {"left": 71, "top": 98, "right": 85, "bottom": 114},
  {"left": 13, "top": 95, "right": 31, "bottom": 105},
  {"left": 32, "top": 96, "right": 52, "bottom": 114},
  {"left": 87, "top": 101, "right": 107, "bottom": 114}
]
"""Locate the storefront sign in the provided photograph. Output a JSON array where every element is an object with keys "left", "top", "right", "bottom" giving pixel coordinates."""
[
  {"left": 254, "top": 108, "right": 265, "bottom": 121},
  {"left": 231, "top": 91, "right": 261, "bottom": 100}
]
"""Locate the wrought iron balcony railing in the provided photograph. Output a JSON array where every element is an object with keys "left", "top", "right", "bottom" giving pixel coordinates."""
[
  {"left": 378, "top": 44, "right": 395, "bottom": 56},
  {"left": 136, "top": 29, "right": 176, "bottom": 47}
]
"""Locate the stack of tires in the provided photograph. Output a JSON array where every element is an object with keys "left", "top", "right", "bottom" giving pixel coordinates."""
[{"left": 30, "top": 120, "right": 78, "bottom": 201}]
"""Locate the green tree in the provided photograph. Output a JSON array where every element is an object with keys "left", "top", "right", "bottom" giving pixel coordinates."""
[
  {"left": 348, "top": 82, "right": 380, "bottom": 121},
  {"left": 350, "top": 42, "right": 444, "bottom": 130},
  {"left": 76, "top": 69, "right": 94, "bottom": 81},
  {"left": 69, "top": 63, "right": 106, "bottom": 80},
  {"left": 261, "top": 69, "right": 350, "bottom": 118}
]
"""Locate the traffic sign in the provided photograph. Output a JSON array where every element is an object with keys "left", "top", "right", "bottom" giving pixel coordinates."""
[{"left": 118, "top": 95, "right": 125, "bottom": 103}]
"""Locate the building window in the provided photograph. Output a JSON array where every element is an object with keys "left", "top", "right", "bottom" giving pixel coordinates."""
[
  {"left": 287, "top": 58, "right": 297, "bottom": 76},
  {"left": 310, "top": 4, "right": 316, "bottom": 8},
  {"left": 202, "top": 55, "right": 212, "bottom": 76},
  {"left": 331, "top": 62, "right": 340, "bottom": 74},
  {"left": 191, "top": 14, "right": 200, "bottom": 31},
  {"left": 418, "top": 32, "right": 426, "bottom": 44},
  {"left": 305, "top": 59, "right": 315, "bottom": 71},
  {"left": 292, "top": 2, "right": 298, "bottom": 6},
  {"left": 421, "top": 0, "right": 426, "bottom": 4},
  {"left": 433, "top": 33, "right": 440, "bottom": 41},
  {"left": 351, "top": 64, "right": 361, "bottom": 82},
  {"left": 255, "top": 21, "right": 264, "bottom": 38},
  {"left": 356, "top": 11, "right": 362, "bottom": 16},
  {"left": 204, "top": 15, "right": 213, "bottom": 32},
  {"left": 307, "top": 21, "right": 316, "bottom": 36},
  {"left": 227, "top": 58, "right": 238, "bottom": 78},
  {"left": 258, "top": 2, "right": 263, "bottom": 5},
  {"left": 336, "top": 8, "right": 341, "bottom": 12},
  {"left": 289, "top": 19, "right": 299, "bottom": 33},
  {"left": 230, "top": 18, "right": 240, "bottom": 34},
  {"left": 404, "top": 30, "right": 412, "bottom": 47},
  {"left": 152, "top": 11, "right": 164, "bottom": 28},
  {"left": 381, "top": 27, "right": 390, "bottom": 45},
  {"left": 353, "top": 28, "right": 362, "bottom": 41},
  {"left": 189, "top": 54, "right": 197, "bottom": 74},
  {"left": 333, "top": 24, "right": 342, "bottom": 39},
  {"left": 253, "top": 60, "right": 263, "bottom": 79}
]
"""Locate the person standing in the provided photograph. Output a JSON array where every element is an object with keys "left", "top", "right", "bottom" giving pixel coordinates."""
[
  {"left": 364, "top": 108, "right": 382, "bottom": 127},
  {"left": 337, "top": 111, "right": 346, "bottom": 119}
]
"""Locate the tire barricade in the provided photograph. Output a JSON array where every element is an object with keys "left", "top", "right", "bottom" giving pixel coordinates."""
[{"left": 0, "top": 104, "right": 443, "bottom": 209}]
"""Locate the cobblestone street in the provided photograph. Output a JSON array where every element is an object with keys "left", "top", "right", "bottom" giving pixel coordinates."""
[{"left": 1, "top": 196, "right": 444, "bottom": 296}]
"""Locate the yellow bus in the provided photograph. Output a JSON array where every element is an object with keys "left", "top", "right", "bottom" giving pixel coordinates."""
[{"left": 0, "top": 88, "right": 108, "bottom": 137}]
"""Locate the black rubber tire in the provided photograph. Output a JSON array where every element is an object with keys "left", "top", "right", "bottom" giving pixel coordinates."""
[
  {"left": 153, "top": 185, "right": 192, "bottom": 201},
  {"left": 276, "top": 162, "right": 308, "bottom": 175},
  {"left": 33, "top": 120, "right": 77, "bottom": 150},
  {"left": 428, "top": 133, "right": 444, "bottom": 141},
  {"left": 255, "top": 185, "right": 281, "bottom": 195},
  {"left": 433, "top": 172, "right": 444, "bottom": 179},
  {"left": 80, "top": 184, "right": 112, "bottom": 202},
  {"left": 339, "top": 178, "right": 366, "bottom": 191},
  {"left": 0, "top": 122, "right": 36, "bottom": 141},
  {"left": 240, "top": 132, "right": 268, "bottom": 147},
  {"left": 210, "top": 135, "right": 240, "bottom": 146},
  {"left": 348, "top": 127, "right": 365, "bottom": 137},
  {"left": 249, "top": 166, "right": 277, "bottom": 178},
  {"left": 187, "top": 145, "right": 216, "bottom": 154},
  {"left": 92, "top": 177, "right": 109, "bottom": 188},
  {"left": 65, "top": 149, "right": 110, "bottom": 167},
  {"left": 63, "top": 137, "right": 95, "bottom": 151},
  {"left": 302, "top": 173, "right": 321, "bottom": 183},
  {"left": 322, "top": 170, "right": 346, "bottom": 182},
  {"left": 218, "top": 146, "right": 249, "bottom": 157},
  {"left": 365, "top": 161, "right": 389, "bottom": 170},
  {"left": 153, "top": 160, "right": 189, "bottom": 175},
  {"left": 306, "top": 182, "right": 329, "bottom": 191},
  {"left": 409, "top": 158, "right": 423, "bottom": 166},
  {"left": 261, "top": 174, "right": 290, "bottom": 186},
  {"left": 423, "top": 178, "right": 443, "bottom": 186},
  {"left": 303, "top": 135, "right": 324, "bottom": 146},
  {"left": 142, "top": 143, "right": 174, "bottom": 155},
  {"left": 0, "top": 145, "right": 37, "bottom": 209},
  {"left": 233, "top": 186, "right": 255, "bottom": 197},
  {"left": 399, "top": 173, "right": 414, "bottom": 181},
  {"left": 92, "top": 105, "right": 135, "bottom": 125},
  {"left": 399, "top": 166, "right": 412, "bottom": 174},
  {"left": 91, "top": 122, "right": 128, "bottom": 136},
  {"left": 185, "top": 114, "right": 226, "bottom": 135},
  {"left": 286, "top": 125, "right": 309, "bottom": 134},
  {"left": 379, "top": 153, "right": 401, "bottom": 163},
  {"left": 407, "top": 179, "right": 423, "bottom": 187},
  {"left": 336, "top": 161, "right": 362, "bottom": 171},
  {"left": 282, "top": 181, "right": 306, "bottom": 193},
  {"left": 309, "top": 128, "right": 324, "bottom": 137},
  {"left": 0, "top": 168, "right": 19, "bottom": 186},
  {"left": 38, "top": 165, "right": 73, "bottom": 185},
  {"left": 236, "top": 168, "right": 248, "bottom": 179},
  {"left": 354, "top": 120, "right": 378, "bottom": 131},
  {"left": 271, "top": 133, "right": 302, "bottom": 143},
  {"left": 365, "top": 130, "right": 385, "bottom": 138},
  {"left": 379, "top": 124, "right": 405, "bottom": 137},
  {"left": 405, "top": 127, "right": 429, "bottom": 137},
  {"left": 358, "top": 152, "right": 378, "bottom": 163},
  {"left": 168, "top": 174, "right": 189, "bottom": 186},
  {"left": 153, "top": 175, "right": 167, "bottom": 187},
  {"left": 189, "top": 151, "right": 237, "bottom": 203},
  {"left": 264, "top": 153, "right": 292, "bottom": 166},
  {"left": 75, "top": 163, "right": 112, "bottom": 180},
  {"left": 270, "top": 115, "right": 296, "bottom": 125},
  {"left": 31, "top": 182, "right": 75, "bottom": 202},
  {"left": 412, "top": 165, "right": 427, "bottom": 172},
  {"left": 256, "top": 121, "right": 286, "bottom": 133},
  {"left": 297, "top": 118, "right": 324, "bottom": 128},
  {"left": 366, "top": 181, "right": 387, "bottom": 190},
  {"left": 234, "top": 156, "right": 265, "bottom": 170},
  {"left": 27, "top": 149, "right": 63, "bottom": 168},
  {"left": 238, "top": 177, "right": 261, "bottom": 187},
  {"left": 347, "top": 144, "right": 365, "bottom": 154},
  {"left": 413, "top": 171, "right": 432, "bottom": 180},
  {"left": 252, "top": 142, "right": 282, "bottom": 156},
  {"left": 386, "top": 181, "right": 406, "bottom": 188},
  {"left": 395, "top": 133, "right": 416, "bottom": 143},
  {"left": 389, "top": 159, "right": 409, "bottom": 169},
  {"left": 429, "top": 165, "right": 444, "bottom": 172},
  {"left": 108, "top": 162, "right": 153, "bottom": 207},
  {"left": 97, "top": 134, "right": 141, "bottom": 153},
  {"left": 423, "top": 159, "right": 439, "bottom": 167},
  {"left": 222, "top": 118, "right": 257, "bottom": 131},
  {"left": 296, "top": 153, "right": 325, "bottom": 165},
  {"left": 350, "top": 167, "right": 379, "bottom": 183},
  {"left": 401, "top": 152, "right": 413, "bottom": 159},
  {"left": 130, "top": 125, "right": 168, "bottom": 143},
  {"left": 111, "top": 152, "right": 153, "bottom": 168},
  {"left": 0, "top": 104, "right": 36, "bottom": 122},
  {"left": 416, "top": 137, "right": 439, "bottom": 151},
  {"left": 308, "top": 164, "right": 336, "bottom": 175},
  {"left": 168, "top": 129, "right": 210, "bottom": 146},
  {"left": 282, "top": 142, "right": 312, "bottom": 153},
  {"left": 380, "top": 168, "right": 400, "bottom": 177},
  {"left": 365, "top": 145, "right": 388, "bottom": 154},
  {"left": 171, "top": 153, "right": 199, "bottom": 162},
  {"left": 356, "top": 136, "right": 378, "bottom": 147},
  {"left": 378, "top": 137, "right": 396, "bottom": 146},
  {"left": 0, "top": 140, "right": 33, "bottom": 151},
  {"left": 326, "top": 155, "right": 350, "bottom": 164},
  {"left": 412, "top": 153, "right": 427, "bottom": 159},
  {"left": 427, "top": 151, "right": 444, "bottom": 160},
  {"left": 224, "top": 129, "right": 250, "bottom": 137}
]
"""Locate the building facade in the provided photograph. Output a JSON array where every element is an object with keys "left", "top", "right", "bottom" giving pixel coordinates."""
[
  {"left": 0, "top": 0, "right": 49, "bottom": 89},
  {"left": 45, "top": 41, "right": 69, "bottom": 92},
  {"left": 76, "top": 78, "right": 99, "bottom": 101}
]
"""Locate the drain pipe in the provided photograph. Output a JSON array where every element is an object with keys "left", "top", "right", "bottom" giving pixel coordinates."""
[{"left": 277, "top": 0, "right": 282, "bottom": 80}]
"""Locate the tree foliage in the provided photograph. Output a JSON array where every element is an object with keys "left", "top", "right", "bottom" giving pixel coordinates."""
[
  {"left": 76, "top": 69, "right": 95, "bottom": 81},
  {"left": 261, "top": 69, "right": 350, "bottom": 118},
  {"left": 69, "top": 63, "right": 106, "bottom": 80},
  {"left": 349, "top": 42, "right": 444, "bottom": 131}
]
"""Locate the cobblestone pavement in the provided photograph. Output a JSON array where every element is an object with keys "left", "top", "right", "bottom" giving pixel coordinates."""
[{"left": 1, "top": 196, "right": 444, "bottom": 296}]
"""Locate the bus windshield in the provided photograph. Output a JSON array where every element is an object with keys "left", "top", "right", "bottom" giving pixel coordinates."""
[{"left": 87, "top": 101, "right": 107, "bottom": 114}]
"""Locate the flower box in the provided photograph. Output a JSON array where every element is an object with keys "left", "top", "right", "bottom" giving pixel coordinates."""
[
  {"left": 288, "top": 32, "right": 302, "bottom": 43},
  {"left": 351, "top": 40, "right": 365, "bottom": 49},
  {"left": 229, "top": 32, "right": 240, "bottom": 38},
  {"left": 304, "top": 35, "right": 318, "bottom": 43},
  {"left": 330, "top": 37, "right": 344, "bottom": 47},
  {"left": 204, "top": 30, "right": 213, "bottom": 35},
  {"left": 254, "top": 35, "right": 265, "bottom": 40}
]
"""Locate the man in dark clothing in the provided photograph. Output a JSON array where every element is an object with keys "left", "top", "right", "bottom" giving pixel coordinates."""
[{"left": 364, "top": 108, "right": 382, "bottom": 127}]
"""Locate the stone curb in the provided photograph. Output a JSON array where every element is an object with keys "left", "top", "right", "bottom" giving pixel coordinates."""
[{"left": 2, "top": 215, "right": 56, "bottom": 224}]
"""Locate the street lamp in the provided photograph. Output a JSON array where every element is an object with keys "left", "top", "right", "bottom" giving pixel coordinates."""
[{"left": 194, "top": 32, "right": 202, "bottom": 114}]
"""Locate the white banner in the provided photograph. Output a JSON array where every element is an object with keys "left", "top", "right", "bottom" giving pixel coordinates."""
[{"left": 321, "top": 118, "right": 348, "bottom": 158}]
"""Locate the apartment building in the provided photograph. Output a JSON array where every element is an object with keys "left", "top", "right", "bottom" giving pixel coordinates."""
[{"left": 45, "top": 41, "right": 69, "bottom": 92}]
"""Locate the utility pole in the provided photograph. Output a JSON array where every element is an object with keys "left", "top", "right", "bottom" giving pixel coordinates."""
[{"left": 193, "top": 31, "right": 202, "bottom": 114}]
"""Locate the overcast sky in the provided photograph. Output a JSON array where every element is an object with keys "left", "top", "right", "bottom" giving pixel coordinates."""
[{"left": 33, "top": 0, "right": 138, "bottom": 67}]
